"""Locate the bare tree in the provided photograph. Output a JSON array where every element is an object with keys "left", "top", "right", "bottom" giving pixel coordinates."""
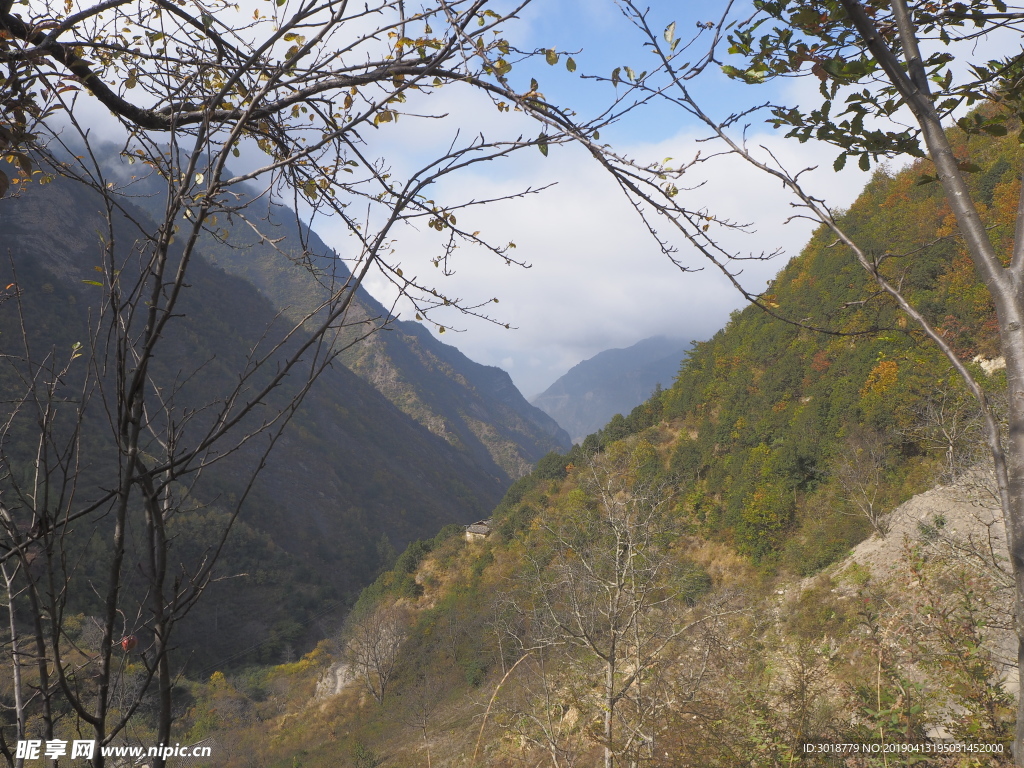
[
  {"left": 398, "top": 675, "right": 442, "bottom": 768},
  {"left": 507, "top": 441, "right": 735, "bottom": 768},
  {"left": 911, "top": 390, "right": 989, "bottom": 485},
  {"left": 497, "top": 647, "right": 589, "bottom": 768},
  {"left": 905, "top": 389, "right": 1014, "bottom": 525},
  {"left": 834, "top": 428, "right": 891, "bottom": 537},
  {"left": 343, "top": 602, "right": 409, "bottom": 705}
]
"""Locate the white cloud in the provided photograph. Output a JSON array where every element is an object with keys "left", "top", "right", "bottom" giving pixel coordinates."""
[{"left": 338, "top": 0, "right": 1024, "bottom": 399}]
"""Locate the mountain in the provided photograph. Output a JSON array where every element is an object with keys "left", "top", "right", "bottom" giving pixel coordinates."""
[
  {"left": 203, "top": 237, "right": 572, "bottom": 481},
  {"left": 102, "top": 148, "right": 571, "bottom": 480},
  {"left": 342, "top": 320, "right": 571, "bottom": 478},
  {"left": 0, "top": 174, "right": 522, "bottom": 667},
  {"left": 195, "top": 118, "right": 1023, "bottom": 768},
  {"left": 531, "top": 335, "right": 690, "bottom": 443}
]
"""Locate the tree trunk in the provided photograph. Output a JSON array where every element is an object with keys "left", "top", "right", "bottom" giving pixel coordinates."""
[
  {"left": 999, "top": 346, "right": 1024, "bottom": 764},
  {"left": 605, "top": 660, "right": 614, "bottom": 768},
  {"left": 4, "top": 565, "right": 25, "bottom": 768}
]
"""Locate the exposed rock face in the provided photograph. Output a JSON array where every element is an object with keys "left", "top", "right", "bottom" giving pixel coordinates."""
[
  {"left": 314, "top": 663, "right": 353, "bottom": 701},
  {"left": 339, "top": 320, "right": 571, "bottom": 480},
  {"left": 828, "top": 473, "right": 1016, "bottom": 698},
  {"left": 973, "top": 354, "right": 1007, "bottom": 376},
  {"left": 843, "top": 476, "right": 1005, "bottom": 580}
]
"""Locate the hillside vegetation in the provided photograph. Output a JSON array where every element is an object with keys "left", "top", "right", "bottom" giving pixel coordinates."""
[{"left": 171, "top": 127, "right": 1022, "bottom": 766}]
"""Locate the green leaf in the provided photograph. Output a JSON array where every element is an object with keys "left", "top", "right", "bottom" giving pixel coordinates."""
[
  {"left": 81, "top": 280, "right": 103, "bottom": 287},
  {"left": 0, "top": 170, "right": 8, "bottom": 199},
  {"left": 858, "top": 153, "right": 870, "bottom": 171},
  {"left": 538, "top": 138, "right": 549, "bottom": 157},
  {"left": 530, "top": 78, "right": 539, "bottom": 92},
  {"left": 545, "top": 49, "right": 558, "bottom": 66},
  {"left": 664, "top": 21, "right": 676, "bottom": 43},
  {"left": 833, "top": 153, "right": 847, "bottom": 172},
  {"left": 566, "top": 57, "right": 576, "bottom": 73},
  {"left": 915, "top": 174, "right": 936, "bottom": 186},
  {"left": 611, "top": 67, "right": 621, "bottom": 86}
]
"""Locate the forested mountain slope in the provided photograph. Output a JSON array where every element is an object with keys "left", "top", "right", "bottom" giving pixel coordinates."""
[
  {"left": 103, "top": 146, "right": 571, "bottom": 480},
  {"left": 655, "top": 130, "right": 1012, "bottom": 568},
  {"left": 182, "top": 126, "right": 1023, "bottom": 767},
  {"left": 0, "top": 175, "right": 512, "bottom": 669}
]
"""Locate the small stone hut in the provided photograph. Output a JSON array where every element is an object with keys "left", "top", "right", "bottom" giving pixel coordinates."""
[{"left": 465, "top": 519, "right": 492, "bottom": 542}]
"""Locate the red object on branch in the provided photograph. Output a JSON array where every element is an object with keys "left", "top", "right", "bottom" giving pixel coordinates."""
[{"left": 120, "top": 635, "right": 137, "bottom": 652}]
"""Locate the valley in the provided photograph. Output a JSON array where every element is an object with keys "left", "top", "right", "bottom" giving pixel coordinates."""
[
  {"left": 142, "top": 120, "right": 1021, "bottom": 766},
  {"left": 1, "top": 0, "right": 1021, "bottom": 761}
]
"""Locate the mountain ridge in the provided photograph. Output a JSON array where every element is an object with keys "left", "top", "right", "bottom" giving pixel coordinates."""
[
  {"left": 98, "top": 149, "right": 572, "bottom": 479},
  {"left": 0, "top": 173, "right": 511, "bottom": 666},
  {"left": 531, "top": 335, "right": 690, "bottom": 442}
]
